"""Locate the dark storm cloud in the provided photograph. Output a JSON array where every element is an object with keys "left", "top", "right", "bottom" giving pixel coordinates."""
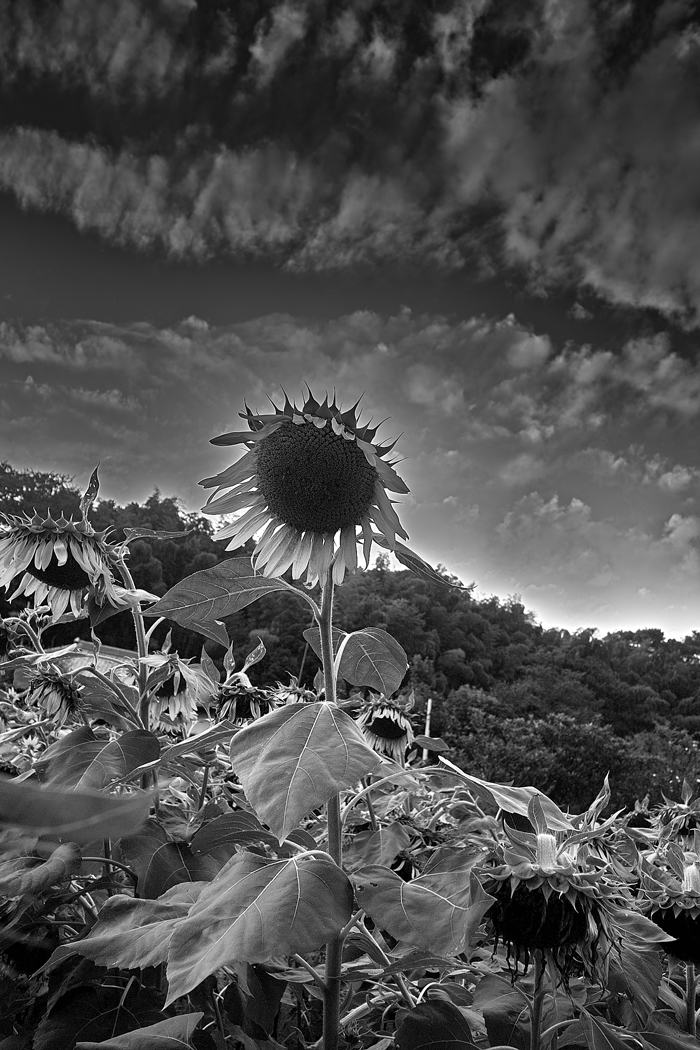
[{"left": 1, "top": 0, "right": 699, "bottom": 322}]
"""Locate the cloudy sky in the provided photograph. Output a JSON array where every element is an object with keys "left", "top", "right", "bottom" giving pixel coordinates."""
[{"left": 1, "top": 0, "right": 700, "bottom": 638}]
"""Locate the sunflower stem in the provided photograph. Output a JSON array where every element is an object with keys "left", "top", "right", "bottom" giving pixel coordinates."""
[
  {"left": 686, "top": 962, "right": 696, "bottom": 1037},
  {"left": 319, "top": 566, "right": 342, "bottom": 1050},
  {"left": 115, "top": 558, "right": 150, "bottom": 729},
  {"left": 530, "top": 950, "right": 546, "bottom": 1050}
]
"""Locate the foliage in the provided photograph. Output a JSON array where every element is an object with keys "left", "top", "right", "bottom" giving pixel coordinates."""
[{"left": 2, "top": 461, "right": 700, "bottom": 1050}]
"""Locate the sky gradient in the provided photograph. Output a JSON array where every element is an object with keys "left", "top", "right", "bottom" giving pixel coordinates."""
[{"left": 1, "top": 0, "right": 700, "bottom": 638}]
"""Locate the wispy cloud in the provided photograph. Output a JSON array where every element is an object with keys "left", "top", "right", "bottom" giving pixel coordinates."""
[
  {"left": 1, "top": 1, "right": 699, "bottom": 322},
  {"left": 2, "top": 307, "right": 700, "bottom": 632}
]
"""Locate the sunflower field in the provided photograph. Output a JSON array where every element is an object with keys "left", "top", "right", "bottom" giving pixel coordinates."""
[{"left": 1, "top": 395, "right": 700, "bottom": 1050}]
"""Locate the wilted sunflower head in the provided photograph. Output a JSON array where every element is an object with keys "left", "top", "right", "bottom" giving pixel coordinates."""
[
  {"left": 480, "top": 795, "right": 634, "bottom": 984},
  {"left": 356, "top": 696, "right": 414, "bottom": 764},
  {"left": 640, "top": 838, "right": 700, "bottom": 963},
  {"left": 200, "top": 390, "right": 409, "bottom": 586},
  {"left": 0, "top": 511, "right": 122, "bottom": 621},
  {"left": 26, "top": 665, "right": 81, "bottom": 726},
  {"left": 270, "top": 676, "right": 317, "bottom": 705}
]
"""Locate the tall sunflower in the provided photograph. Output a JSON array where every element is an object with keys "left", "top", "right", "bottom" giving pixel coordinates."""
[
  {"left": 200, "top": 390, "right": 409, "bottom": 586},
  {"left": 0, "top": 511, "right": 123, "bottom": 620}
]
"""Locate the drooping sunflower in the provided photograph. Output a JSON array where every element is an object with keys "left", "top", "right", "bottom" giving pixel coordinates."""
[
  {"left": 0, "top": 511, "right": 124, "bottom": 620},
  {"left": 200, "top": 390, "right": 410, "bottom": 586},
  {"left": 640, "top": 839, "right": 700, "bottom": 964},
  {"left": 26, "top": 665, "right": 82, "bottom": 726},
  {"left": 356, "top": 696, "right": 414, "bottom": 765},
  {"left": 479, "top": 795, "right": 669, "bottom": 984}
]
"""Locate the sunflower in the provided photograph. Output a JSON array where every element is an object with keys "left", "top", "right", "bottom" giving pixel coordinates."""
[
  {"left": 26, "top": 665, "right": 82, "bottom": 726},
  {"left": 200, "top": 390, "right": 409, "bottom": 586},
  {"left": 0, "top": 511, "right": 123, "bottom": 620},
  {"left": 356, "top": 696, "right": 414, "bottom": 764},
  {"left": 479, "top": 795, "right": 664, "bottom": 984},
  {"left": 640, "top": 840, "right": 700, "bottom": 964}
]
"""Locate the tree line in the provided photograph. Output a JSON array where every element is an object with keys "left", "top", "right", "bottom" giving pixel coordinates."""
[{"left": 3, "top": 462, "right": 700, "bottom": 810}]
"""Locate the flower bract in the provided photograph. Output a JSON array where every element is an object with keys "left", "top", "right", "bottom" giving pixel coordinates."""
[{"left": 200, "top": 390, "right": 410, "bottom": 586}]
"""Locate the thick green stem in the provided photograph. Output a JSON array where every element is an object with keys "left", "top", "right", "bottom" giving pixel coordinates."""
[
  {"left": 319, "top": 566, "right": 342, "bottom": 1050},
  {"left": 530, "top": 951, "right": 546, "bottom": 1050},
  {"left": 115, "top": 559, "right": 150, "bottom": 729},
  {"left": 686, "top": 962, "right": 696, "bottom": 1038}
]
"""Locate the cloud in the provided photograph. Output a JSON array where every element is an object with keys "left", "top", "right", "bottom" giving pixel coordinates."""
[
  {"left": 3, "top": 304, "right": 700, "bottom": 635},
  {"left": 492, "top": 492, "right": 700, "bottom": 633},
  {"left": 0, "top": 1, "right": 698, "bottom": 325}
]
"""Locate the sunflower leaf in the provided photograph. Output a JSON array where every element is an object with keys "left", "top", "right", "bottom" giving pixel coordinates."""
[
  {"left": 45, "top": 884, "right": 204, "bottom": 973},
  {"left": 304, "top": 626, "right": 408, "bottom": 696},
  {"left": 438, "top": 758, "right": 574, "bottom": 831},
  {"left": 353, "top": 865, "right": 495, "bottom": 955},
  {"left": 123, "top": 527, "right": 193, "bottom": 542},
  {"left": 0, "top": 776, "right": 151, "bottom": 843},
  {"left": 395, "top": 1001, "right": 478, "bottom": 1050},
  {"left": 229, "top": 702, "right": 384, "bottom": 840},
  {"left": 165, "top": 851, "right": 353, "bottom": 1005},
  {"left": 75, "top": 1011, "right": 204, "bottom": 1049},
  {"left": 144, "top": 558, "right": 316, "bottom": 648},
  {"left": 371, "top": 535, "right": 463, "bottom": 588}
]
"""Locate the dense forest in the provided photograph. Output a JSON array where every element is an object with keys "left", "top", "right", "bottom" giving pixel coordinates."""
[{"left": 3, "top": 460, "right": 700, "bottom": 810}]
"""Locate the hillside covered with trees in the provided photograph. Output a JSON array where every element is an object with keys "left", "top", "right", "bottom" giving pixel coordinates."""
[{"left": 3, "top": 461, "right": 700, "bottom": 810}]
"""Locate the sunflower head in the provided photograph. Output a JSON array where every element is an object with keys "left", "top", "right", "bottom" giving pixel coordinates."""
[
  {"left": 26, "top": 665, "right": 81, "bottom": 726},
  {"left": 479, "top": 796, "right": 623, "bottom": 983},
  {"left": 270, "top": 676, "right": 317, "bottom": 705},
  {"left": 356, "top": 696, "right": 414, "bottom": 764},
  {"left": 200, "top": 389, "right": 409, "bottom": 586},
  {"left": 640, "top": 839, "right": 700, "bottom": 963},
  {"left": 0, "top": 511, "right": 122, "bottom": 621}
]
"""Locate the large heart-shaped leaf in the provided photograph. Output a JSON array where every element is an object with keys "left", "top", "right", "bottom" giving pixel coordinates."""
[
  {"left": 395, "top": 1000, "right": 477, "bottom": 1050},
  {"left": 304, "top": 626, "right": 408, "bottom": 695},
  {"left": 353, "top": 864, "right": 495, "bottom": 955},
  {"left": 37, "top": 730, "right": 160, "bottom": 791},
  {"left": 46, "top": 883, "right": 204, "bottom": 972},
  {"left": 229, "top": 702, "right": 384, "bottom": 840},
  {"left": 0, "top": 776, "right": 150, "bottom": 842},
  {"left": 166, "top": 850, "right": 353, "bottom": 1004},
  {"left": 144, "top": 558, "right": 314, "bottom": 647},
  {"left": 76, "top": 1012, "right": 203, "bottom": 1049}
]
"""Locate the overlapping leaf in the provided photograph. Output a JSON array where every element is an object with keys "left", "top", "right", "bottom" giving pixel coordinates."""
[
  {"left": 76, "top": 1012, "right": 203, "bottom": 1049},
  {"left": 353, "top": 863, "right": 495, "bottom": 955},
  {"left": 0, "top": 776, "right": 150, "bottom": 842},
  {"left": 304, "top": 626, "right": 408, "bottom": 695},
  {"left": 343, "top": 821, "right": 412, "bottom": 872},
  {"left": 438, "top": 758, "right": 574, "bottom": 831},
  {"left": 46, "top": 883, "right": 204, "bottom": 972},
  {"left": 36, "top": 729, "right": 160, "bottom": 790},
  {"left": 0, "top": 842, "right": 82, "bottom": 895},
  {"left": 144, "top": 558, "right": 314, "bottom": 647},
  {"left": 165, "top": 850, "right": 353, "bottom": 1004},
  {"left": 395, "top": 1001, "right": 477, "bottom": 1050},
  {"left": 229, "top": 702, "right": 384, "bottom": 840}
]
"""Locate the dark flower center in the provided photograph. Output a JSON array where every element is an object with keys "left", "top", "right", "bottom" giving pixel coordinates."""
[
  {"left": 487, "top": 881, "right": 589, "bottom": 953},
  {"left": 255, "top": 421, "right": 377, "bottom": 533},
  {"left": 26, "top": 552, "right": 92, "bottom": 590},
  {"left": 650, "top": 907, "right": 700, "bottom": 964},
  {"left": 367, "top": 715, "right": 409, "bottom": 740}
]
